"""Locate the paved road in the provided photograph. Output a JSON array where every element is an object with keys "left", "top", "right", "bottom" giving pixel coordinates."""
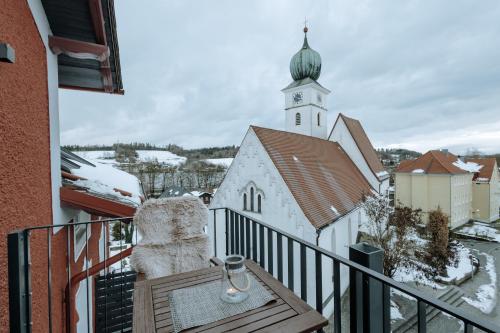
[{"left": 460, "top": 240, "right": 500, "bottom": 325}]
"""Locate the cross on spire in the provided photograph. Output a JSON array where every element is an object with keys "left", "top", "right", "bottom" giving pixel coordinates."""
[{"left": 303, "top": 17, "right": 308, "bottom": 33}]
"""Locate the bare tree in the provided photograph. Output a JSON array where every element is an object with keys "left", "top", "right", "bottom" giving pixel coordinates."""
[{"left": 362, "top": 195, "right": 422, "bottom": 277}]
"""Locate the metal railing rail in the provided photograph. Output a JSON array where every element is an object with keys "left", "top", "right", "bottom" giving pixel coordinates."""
[
  {"left": 8, "top": 216, "right": 136, "bottom": 333},
  {"left": 210, "top": 208, "right": 500, "bottom": 333}
]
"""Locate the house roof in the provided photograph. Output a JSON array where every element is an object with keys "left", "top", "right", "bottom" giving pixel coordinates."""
[
  {"left": 252, "top": 126, "right": 373, "bottom": 229},
  {"left": 395, "top": 150, "right": 468, "bottom": 174},
  {"left": 333, "top": 113, "right": 386, "bottom": 179},
  {"left": 61, "top": 149, "right": 143, "bottom": 208},
  {"left": 42, "top": 0, "right": 123, "bottom": 93},
  {"left": 466, "top": 158, "right": 497, "bottom": 181}
]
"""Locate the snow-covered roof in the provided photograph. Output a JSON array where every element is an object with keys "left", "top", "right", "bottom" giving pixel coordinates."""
[
  {"left": 453, "top": 159, "right": 483, "bottom": 173},
  {"left": 62, "top": 150, "right": 143, "bottom": 206}
]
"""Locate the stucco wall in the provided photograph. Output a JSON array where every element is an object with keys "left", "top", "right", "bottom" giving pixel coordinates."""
[
  {"left": 450, "top": 173, "right": 472, "bottom": 228},
  {"left": 472, "top": 182, "right": 490, "bottom": 221},
  {"left": 329, "top": 117, "right": 380, "bottom": 190},
  {"left": 0, "top": 0, "right": 52, "bottom": 330},
  {"left": 395, "top": 172, "right": 472, "bottom": 228}
]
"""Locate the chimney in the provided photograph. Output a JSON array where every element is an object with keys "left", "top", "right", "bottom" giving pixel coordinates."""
[{"left": 441, "top": 148, "right": 448, "bottom": 155}]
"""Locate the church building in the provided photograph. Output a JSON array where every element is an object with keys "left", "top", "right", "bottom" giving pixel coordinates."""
[{"left": 210, "top": 27, "right": 388, "bottom": 314}]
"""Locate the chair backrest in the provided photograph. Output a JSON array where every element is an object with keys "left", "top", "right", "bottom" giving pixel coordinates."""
[
  {"left": 133, "top": 196, "right": 208, "bottom": 244},
  {"left": 131, "top": 196, "right": 211, "bottom": 279}
]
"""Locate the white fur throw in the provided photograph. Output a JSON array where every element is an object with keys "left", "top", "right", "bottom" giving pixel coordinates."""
[{"left": 130, "top": 196, "right": 210, "bottom": 279}]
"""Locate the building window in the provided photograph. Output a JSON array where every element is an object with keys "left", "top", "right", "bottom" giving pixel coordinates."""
[
  {"left": 243, "top": 193, "right": 247, "bottom": 210},
  {"left": 250, "top": 187, "right": 255, "bottom": 211},
  {"left": 295, "top": 113, "right": 301, "bottom": 125},
  {"left": 317, "top": 112, "right": 320, "bottom": 126},
  {"left": 257, "top": 194, "right": 262, "bottom": 213}
]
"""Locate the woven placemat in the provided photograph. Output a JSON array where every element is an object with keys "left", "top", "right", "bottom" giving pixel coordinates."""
[{"left": 168, "top": 275, "right": 275, "bottom": 332}]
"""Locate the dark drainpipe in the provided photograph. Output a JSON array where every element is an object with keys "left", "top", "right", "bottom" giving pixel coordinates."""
[{"left": 316, "top": 228, "right": 322, "bottom": 246}]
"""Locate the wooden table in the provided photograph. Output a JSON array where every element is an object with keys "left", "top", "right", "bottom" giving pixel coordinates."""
[{"left": 133, "top": 259, "right": 328, "bottom": 332}]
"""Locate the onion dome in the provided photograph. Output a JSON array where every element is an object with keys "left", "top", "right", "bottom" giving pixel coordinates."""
[{"left": 290, "top": 27, "right": 321, "bottom": 81}]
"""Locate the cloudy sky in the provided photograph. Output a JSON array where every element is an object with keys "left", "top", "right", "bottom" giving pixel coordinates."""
[{"left": 60, "top": 0, "right": 500, "bottom": 154}]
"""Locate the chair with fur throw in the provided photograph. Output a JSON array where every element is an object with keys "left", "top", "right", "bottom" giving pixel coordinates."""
[{"left": 130, "top": 196, "right": 211, "bottom": 279}]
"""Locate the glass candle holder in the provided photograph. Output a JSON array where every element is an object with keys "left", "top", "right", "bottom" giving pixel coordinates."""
[{"left": 220, "top": 255, "right": 251, "bottom": 303}]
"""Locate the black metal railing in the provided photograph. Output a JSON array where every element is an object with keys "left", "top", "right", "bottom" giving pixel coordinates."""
[
  {"left": 8, "top": 216, "right": 137, "bottom": 333},
  {"left": 210, "top": 208, "right": 500, "bottom": 333}
]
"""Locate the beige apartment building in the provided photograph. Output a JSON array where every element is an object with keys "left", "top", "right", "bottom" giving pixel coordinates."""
[
  {"left": 395, "top": 150, "right": 481, "bottom": 229},
  {"left": 468, "top": 158, "right": 500, "bottom": 222}
]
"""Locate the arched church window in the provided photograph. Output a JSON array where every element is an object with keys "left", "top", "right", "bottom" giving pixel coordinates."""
[
  {"left": 243, "top": 193, "right": 247, "bottom": 210},
  {"left": 295, "top": 113, "right": 301, "bottom": 126},
  {"left": 257, "top": 194, "right": 262, "bottom": 213},
  {"left": 250, "top": 187, "right": 254, "bottom": 211},
  {"left": 317, "top": 112, "right": 321, "bottom": 126}
]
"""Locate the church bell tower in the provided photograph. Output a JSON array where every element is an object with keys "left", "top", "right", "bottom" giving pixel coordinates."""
[{"left": 282, "top": 26, "right": 330, "bottom": 139}]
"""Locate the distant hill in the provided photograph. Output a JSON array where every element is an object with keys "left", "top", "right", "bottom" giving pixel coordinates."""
[
  {"left": 377, "top": 148, "right": 422, "bottom": 162},
  {"left": 64, "top": 143, "right": 239, "bottom": 162}
]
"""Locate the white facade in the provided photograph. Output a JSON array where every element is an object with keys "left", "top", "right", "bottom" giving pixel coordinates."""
[
  {"left": 210, "top": 127, "right": 366, "bottom": 317},
  {"left": 282, "top": 81, "right": 330, "bottom": 139},
  {"left": 329, "top": 116, "right": 389, "bottom": 193},
  {"left": 28, "top": 0, "right": 62, "bottom": 228}
]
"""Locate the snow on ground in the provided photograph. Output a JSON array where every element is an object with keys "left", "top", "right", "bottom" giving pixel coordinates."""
[
  {"left": 463, "top": 253, "right": 497, "bottom": 314},
  {"left": 457, "top": 222, "right": 500, "bottom": 242},
  {"left": 440, "top": 243, "right": 475, "bottom": 283},
  {"left": 73, "top": 150, "right": 115, "bottom": 160},
  {"left": 72, "top": 159, "right": 143, "bottom": 205},
  {"left": 204, "top": 158, "right": 233, "bottom": 168},
  {"left": 136, "top": 150, "right": 186, "bottom": 165},
  {"left": 391, "top": 300, "right": 404, "bottom": 320},
  {"left": 453, "top": 159, "right": 483, "bottom": 173},
  {"left": 393, "top": 261, "right": 445, "bottom": 290}
]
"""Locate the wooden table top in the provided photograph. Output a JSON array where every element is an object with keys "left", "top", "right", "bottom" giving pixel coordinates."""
[{"left": 132, "top": 259, "right": 328, "bottom": 333}]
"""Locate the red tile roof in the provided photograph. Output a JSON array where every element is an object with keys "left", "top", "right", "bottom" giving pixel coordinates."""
[
  {"left": 335, "top": 114, "right": 386, "bottom": 179},
  {"left": 252, "top": 126, "right": 373, "bottom": 229},
  {"left": 395, "top": 150, "right": 467, "bottom": 174},
  {"left": 466, "top": 158, "right": 497, "bottom": 181}
]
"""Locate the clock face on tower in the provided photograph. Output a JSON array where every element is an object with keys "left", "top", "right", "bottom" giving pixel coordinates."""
[{"left": 292, "top": 91, "right": 303, "bottom": 104}]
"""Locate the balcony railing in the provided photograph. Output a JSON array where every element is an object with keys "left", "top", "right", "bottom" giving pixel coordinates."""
[
  {"left": 8, "top": 216, "right": 137, "bottom": 333},
  {"left": 210, "top": 208, "right": 500, "bottom": 333},
  {"left": 7, "top": 208, "right": 500, "bottom": 333}
]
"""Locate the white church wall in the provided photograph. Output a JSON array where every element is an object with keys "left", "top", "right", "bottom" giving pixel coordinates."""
[
  {"left": 210, "top": 127, "right": 369, "bottom": 317},
  {"left": 317, "top": 207, "right": 365, "bottom": 317},
  {"left": 329, "top": 117, "right": 380, "bottom": 191},
  {"left": 210, "top": 127, "right": 321, "bottom": 305}
]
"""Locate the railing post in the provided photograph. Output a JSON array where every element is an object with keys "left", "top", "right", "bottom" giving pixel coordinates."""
[
  {"left": 349, "top": 243, "right": 386, "bottom": 333},
  {"left": 213, "top": 209, "right": 217, "bottom": 257},
  {"left": 8, "top": 230, "right": 32, "bottom": 333}
]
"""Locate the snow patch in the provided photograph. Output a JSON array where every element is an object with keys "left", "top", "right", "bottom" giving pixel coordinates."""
[
  {"left": 204, "top": 158, "right": 233, "bottom": 168},
  {"left": 440, "top": 243, "right": 474, "bottom": 283},
  {"left": 457, "top": 222, "right": 500, "bottom": 242},
  {"left": 376, "top": 170, "right": 389, "bottom": 178},
  {"left": 453, "top": 159, "right": 483, "bottom": 173},
  {"left": 136, "top": 150, "right": 187, "bottom": 166},
  {"left": 412, "top": 169, "right": 425, "bottom": 173},
  {"left": 330, "top": 206, "right": 339, "bottom": 215},
  {"left": 292, "top": 155, "right": 299, "bottom": 162},
  {"left": 390, "top": 300, "right": 403, "bottom": 320},
  {"left": 73, "top": 150, "right": 115, "bottom": 160},
  {"left": 463, "top": 253, "right": 497, "bottom": 314}
]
